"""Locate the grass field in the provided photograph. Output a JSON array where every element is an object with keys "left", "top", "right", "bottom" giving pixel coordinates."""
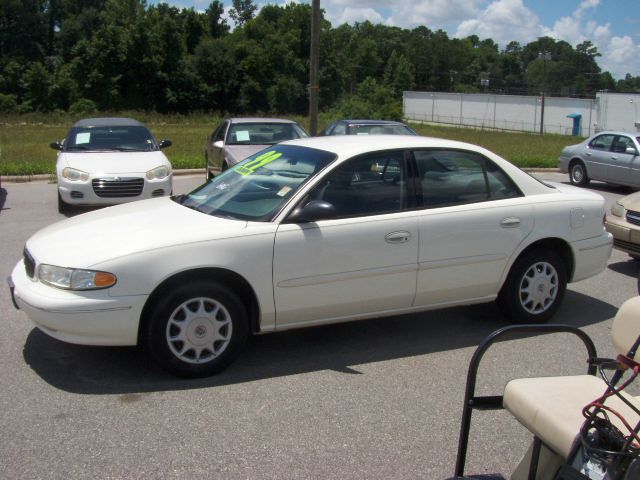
[{"left": 0, "top": 112, "right": 574, "bottom": 176}]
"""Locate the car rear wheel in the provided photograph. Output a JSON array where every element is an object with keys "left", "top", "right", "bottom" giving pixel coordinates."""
[
  {"left": 144, "top": 281, "right": 248, "bottom": 377},
  {"left": 569, "top": 161, "right": 590, "bottom": 187},
  {"left": 498, "top": 248, "right": 567, "bottom": 324}
]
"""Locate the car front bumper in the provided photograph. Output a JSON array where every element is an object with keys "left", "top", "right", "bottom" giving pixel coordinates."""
[
  {"left": 10, "top": 260, "right": 146, "bottom": 346},
  {"left": 58, "top": 174, "right": 172, "bottom": 206},
  {"left": 605, "top": 215, "right": 640, "bottom": 257}
]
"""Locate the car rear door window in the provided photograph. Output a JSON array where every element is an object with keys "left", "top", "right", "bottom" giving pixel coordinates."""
[
  {"left": 413, "top": 149, "right": 521, "bottom": 208},
  {"left": 614, "top": 135, "right": 636, "bottom": 153}
]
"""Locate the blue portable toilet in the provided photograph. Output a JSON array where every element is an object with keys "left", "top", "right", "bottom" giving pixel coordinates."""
[{"left": 566, "top": 113, "right": 582, "bottom": 136}]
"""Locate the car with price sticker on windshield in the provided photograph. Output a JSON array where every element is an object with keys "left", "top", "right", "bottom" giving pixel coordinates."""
[{"left": 9, "top": 135, "right": 612, "bottom": 378}]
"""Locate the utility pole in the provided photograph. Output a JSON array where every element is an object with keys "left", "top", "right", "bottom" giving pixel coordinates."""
[
  {"left": 309, "top": 0, "right": 320, "bottom": 135},
  {"left": 539, "top": 51, "right": 551, "bottom": 135}
]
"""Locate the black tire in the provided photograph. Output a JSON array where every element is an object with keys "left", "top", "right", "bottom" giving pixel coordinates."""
[
  {"left": 498, "top": 248, "right": 567, "bottom": 324},
  {"left": 569, "top": 161, "right": 590, "bottom": 187},
  {"left": 57, "top": 192, "right": 71, "bottom": 214},
  {"left": 205, "top": 152, "right": 214, "bottom": 181},
  {"left": 144, "top": 281, "right": 249, "bottom": 378}
]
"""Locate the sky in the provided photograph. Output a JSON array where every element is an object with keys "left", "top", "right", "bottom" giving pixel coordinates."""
[{"left": 149, "top": 0, "right": 640, "bottom": 79}]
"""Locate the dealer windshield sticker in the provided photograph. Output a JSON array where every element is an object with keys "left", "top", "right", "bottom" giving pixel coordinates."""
[
  {"left": 277, "top": 186, "right": 292, "bottom": 197},
  {"left": 75, "top": 132, "right": 91, "bottom": 144},
  {"left": 235, "top": 130, "right": 250, "bottom": 142},
  {"left": 236, "top": 150, "right": 283, "bottom": 176}
]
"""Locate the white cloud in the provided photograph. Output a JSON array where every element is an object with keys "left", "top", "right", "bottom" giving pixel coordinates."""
[
  {"left": 454, "top": 0, "right": 543, "bottom": 45},
  {"left": 330, "top": 7, "right": 384, "bottom": 25},
  {"left": 319, "top": 0, "right": 480, "bottom": 28}
]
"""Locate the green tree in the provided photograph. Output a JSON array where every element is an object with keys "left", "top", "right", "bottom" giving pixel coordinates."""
[
  {"left": 204, "top": 1, "right": 229, "bottom": 38},
  {"left": 229, "top": 0, "right": 256, "bottom": 28}
]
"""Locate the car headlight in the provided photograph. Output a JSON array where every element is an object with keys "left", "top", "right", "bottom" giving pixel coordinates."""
[
  {"left": 611, "top": 202, "right": 626, "bottom": 218},
  {"left": 62, "top": 167, "right": 90, "bottom": 182},
  {"left": 38, "top": 264, "right": 117, "bottom": 290},
  {"left": 146, "top": 165, "right": 171, "bottom": 180}
]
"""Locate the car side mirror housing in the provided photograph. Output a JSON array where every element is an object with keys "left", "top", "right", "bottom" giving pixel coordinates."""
[
  {"left": 159, "top": 139, "right": 172, "bottom": 149},
  {"left": 213, "top": 140, "right": 224, "bottom": 149},
  {"left": 626, "top": 147, "right": 638, "bottom": 156},
  {"left": 287, "top": 200, "right": 337, "bottom": 223},
  {"left": 50, "top": 141, "right": 62, "bottom": 151}
]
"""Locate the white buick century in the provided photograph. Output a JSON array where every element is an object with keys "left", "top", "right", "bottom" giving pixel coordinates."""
[{"left": 9, "top": 136, "right": 612, "bottom": 377}]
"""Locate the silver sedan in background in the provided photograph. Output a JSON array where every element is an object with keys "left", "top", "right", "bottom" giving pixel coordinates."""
[
  {"left": 558, "top": 131, "right": 640, "bottom": 187},
  {"left": 204, "top": 117, "right": 309, "bottom": 180}
]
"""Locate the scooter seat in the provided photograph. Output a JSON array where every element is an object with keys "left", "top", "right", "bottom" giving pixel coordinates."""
[{"left": 503, "top": 374, "right": 640, "bottom": 459}]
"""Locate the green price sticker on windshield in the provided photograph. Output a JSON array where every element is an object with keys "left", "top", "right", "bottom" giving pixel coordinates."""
[{"left": 236, "top": 150, "right": 282, "bottom": 176}]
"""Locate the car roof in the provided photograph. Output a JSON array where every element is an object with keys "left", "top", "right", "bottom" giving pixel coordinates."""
[
  {"left": 592, "top": 131, "right": 640, "bottom": 137},
  {"left": 338, "top": 119, "right": 407, "bottom": 126},
  {"left": 227, "top": 117, "right": 298, "bottom": 125},
  {"left": 72, "top": 117, "right": 146, "bottom": 128},
  {"left": 281, "top": 135, "right": 487, "bottom": 158}
]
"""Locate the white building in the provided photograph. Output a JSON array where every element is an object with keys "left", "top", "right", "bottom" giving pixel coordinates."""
[{"left": 403, "top": 91, "right": 640, "bottom": 137}]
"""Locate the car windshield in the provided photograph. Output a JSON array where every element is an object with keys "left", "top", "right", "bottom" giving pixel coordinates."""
[
  {"left": 349, "top": 124, "right": 416, "bottom": 135},
  {"left": 175, "top": 145, "right": 336, "bottom": 221},
  {"left": 64, "top": 126, "right": 158, "bottom": 152},
  {"left": 226, "top": 123, "right": 308, "bottom": 146}
]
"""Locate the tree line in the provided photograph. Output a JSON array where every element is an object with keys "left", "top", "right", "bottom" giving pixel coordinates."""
[{"left": 1, "top": 0, "right": 639, "bottom": 117}]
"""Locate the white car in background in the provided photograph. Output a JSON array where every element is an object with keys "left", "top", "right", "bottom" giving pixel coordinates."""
[
  {"left": 52, "top": 117, "right": 173, "bottom": 213},
  {"left": 10, "top": 136, "right": 612, "bottom": 378}
]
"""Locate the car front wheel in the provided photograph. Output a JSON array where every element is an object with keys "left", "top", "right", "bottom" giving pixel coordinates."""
[
  {"left": 498, "top": 248, "right": 567, "bottom": 324},
  {"left": 145, "top": 281, "right": 248, "bottom": 377},
  {"left": 569, "top": 161, "right": 589, "bottom": 187},
  {"left": 57, "top": 192, "right": 71, "bottom": 214}
]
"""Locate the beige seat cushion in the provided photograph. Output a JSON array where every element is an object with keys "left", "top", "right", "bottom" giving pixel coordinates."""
[{"left": 503, "top": 374, "right": 640, "bottom": 459}]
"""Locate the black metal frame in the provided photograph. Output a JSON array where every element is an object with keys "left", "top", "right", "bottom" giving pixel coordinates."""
[{"left": 453, "top": 324, "right": 598, "bottom": 479}]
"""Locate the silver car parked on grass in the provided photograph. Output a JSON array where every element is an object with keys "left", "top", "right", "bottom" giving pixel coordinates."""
[{"left": 558, "top": 131, "right": 640, "bottom": 187}]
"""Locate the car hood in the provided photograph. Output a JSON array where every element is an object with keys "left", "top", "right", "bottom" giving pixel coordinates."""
[
  {"left": 620, "top": 191, "right": 640, "bottom": 211},
  {"left": 58, "top": 151, "right": 169, "bottom": 174},
  {"left": 26, "top": 197, "right": 248, "bottom": 268},
  {"left": 226, "top": 145, "right": 269, "bottom": 165}
]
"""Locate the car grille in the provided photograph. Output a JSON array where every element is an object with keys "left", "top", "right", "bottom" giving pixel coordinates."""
[
  {"left": 23, "top": 248, "right": 35, "bottom": 278},
  {"left": 92, "top": 178, "right": 144, "bottom": 198},
  {"left": 626, "top": 210, "right": 640, "bottom": 226},
  {"left": 614, "top": 239, "right": 640, "bottom": 255}
]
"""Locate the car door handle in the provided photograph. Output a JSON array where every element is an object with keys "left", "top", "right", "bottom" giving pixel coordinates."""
[
  {"left": 385, "top": 231, "right": 411, "bottom": 244},
  {"left": 500, "top": 217, "right": 521, "bottom": 228}
]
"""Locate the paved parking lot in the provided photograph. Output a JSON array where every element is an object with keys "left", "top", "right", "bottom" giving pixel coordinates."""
[{"left": 0, "top": 173, "right": 638, "bottom": 479}]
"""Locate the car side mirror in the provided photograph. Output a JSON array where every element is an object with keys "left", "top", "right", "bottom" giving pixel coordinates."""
[
  {"left": 50, "top": 141, "right": 62, "bottom": 151},
  {"left": 213, "top": 140, "right": 224, "bottom": 149},
  {"left": 159, "top": 139, "right": 172, "bottom": 149},
  {"left": 287, "top": 200, "right": 337, "bottom": 223},
  {"left": 626, "top": 147, "right": 638, "bottom": 156}
]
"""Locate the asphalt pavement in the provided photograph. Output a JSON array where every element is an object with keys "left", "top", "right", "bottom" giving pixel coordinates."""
[{"left": 0, "top": 173, "right": 637, "bottom": 479}]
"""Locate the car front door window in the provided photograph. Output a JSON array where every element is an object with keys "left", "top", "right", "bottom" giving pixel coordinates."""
[{"left": 310, "top": 151, "right": 408, "bottom": 217}]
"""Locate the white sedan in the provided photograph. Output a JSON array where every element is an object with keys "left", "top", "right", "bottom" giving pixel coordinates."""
[
  {"left": 10, "top": 136, "right": 612, "bottom": 377},
  {"left": 52, "top": 117, "right": 173, "bottom": 213}
]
